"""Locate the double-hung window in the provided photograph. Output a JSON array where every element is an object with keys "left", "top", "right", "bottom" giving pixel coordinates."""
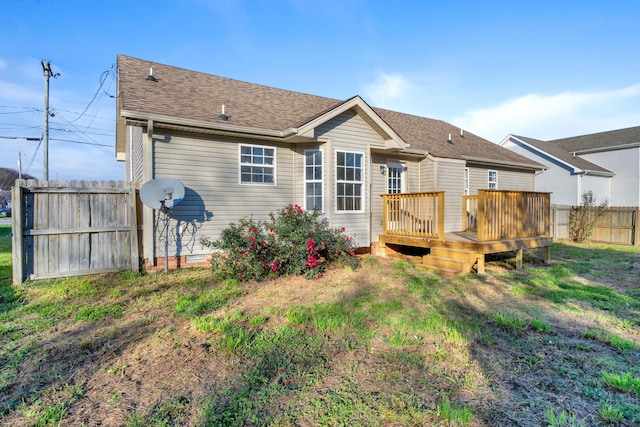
[
  {"left": 336, "top": 151, "right": 363, "bottom": 212},
  {"left": 240, "top": 144, "right": 275, "bottom": 185},
  {"left": 304, "top": 149, "right": 323, "bottom": 211},
  {"left": 488, "top": 170, "right": 498, "bottom": 189}
]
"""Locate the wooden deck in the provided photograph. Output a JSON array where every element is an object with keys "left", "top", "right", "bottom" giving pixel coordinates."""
[{"left": 380, "top": 190, "right": 552, "bottom": 274}]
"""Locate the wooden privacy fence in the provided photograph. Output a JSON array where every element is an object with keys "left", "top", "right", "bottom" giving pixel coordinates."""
[
  {"left": 12, "top": 180, "right": 139, "bottom": 283},
  {"left": 550, "top": 205, "right": 640, "bottom": 246}
]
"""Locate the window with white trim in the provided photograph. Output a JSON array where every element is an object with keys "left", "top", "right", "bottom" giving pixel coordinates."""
[
  {"left": 304, "top": 149, "right": 323, "bottom": 211},
  {"left": 488, "top": 170, "right": 498, "bottom": 189},
  {"left": 336, "top": 151, "right": 363, "bottom": 212},
  {"left": 387, "top": 163, "right": 404, "bottom": 194},
  {"left": 240, "top": 144, "right": 275, "bottom": 185}
]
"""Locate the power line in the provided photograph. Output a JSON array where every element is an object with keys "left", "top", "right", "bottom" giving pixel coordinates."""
[
  {"left": 69, "top": 67, "right": 117, "bottom": 123},
  {"left": 49, "top": 138, "right": 114, "bottom": 147},
  {"left": 0, "top": 136, "right": 41, "bottom": 141}
]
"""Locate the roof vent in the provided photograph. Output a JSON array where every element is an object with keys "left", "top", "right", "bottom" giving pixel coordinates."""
[
  {"left": 146, "top": 67, "right": 158, "bottom": 82},
  {"left": 448, "top": 133, "right": 452, "bottom": 143},
  {"left": 460, "top": 128, "right": 464, "bottom": 137},
  {"left": 219, "top": 104, "right": 229, "bottom": 121}
]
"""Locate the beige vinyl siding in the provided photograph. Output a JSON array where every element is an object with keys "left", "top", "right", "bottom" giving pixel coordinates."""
[
  {"left": 371, "top": 155, "right": 387, "bottom": 241},
  {"left": 314, "top": 110, "right": 387, "bottom": 247},
  {"left": 434, "top": 159, "right": 466, "bottom": 232},
  {"left": 153, "top": 132, "right": 294, "bottom": 256},
  {"left": 420, "top": 158, "right": 435, "bottom": 192},
  {"left": 467, "top": 166, "right": 535, "bottom": 193}
]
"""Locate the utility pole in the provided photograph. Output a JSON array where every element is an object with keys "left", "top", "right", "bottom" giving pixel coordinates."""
[
  {"left": 41, "top": 60, "right": 59, "bottom": 181},
  {"left": 41, "top": 60, "right": 52, "bottom": 181}
]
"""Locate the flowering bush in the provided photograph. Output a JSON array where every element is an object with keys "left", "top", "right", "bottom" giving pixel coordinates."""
[{"left": 202, "top": 205, "right": 360, "bottom": 281}]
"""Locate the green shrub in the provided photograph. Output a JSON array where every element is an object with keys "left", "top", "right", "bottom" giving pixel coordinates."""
[{"left": 202, "top": 204, "right": 360, "bottom": 281}]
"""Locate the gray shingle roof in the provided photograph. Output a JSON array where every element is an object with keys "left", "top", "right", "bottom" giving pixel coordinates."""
[
  {"left": 513, "top": 135, "right": 613, "bottom": 174},
  {"left": 550, "top": 126, "right": 640, "bottom": 152},
  {"left": 117, "top": 55, "right": 542, "bottom": 169}
]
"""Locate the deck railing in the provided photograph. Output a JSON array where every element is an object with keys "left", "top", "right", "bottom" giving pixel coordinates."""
[
  {"left": 381, "top": 192, "right": 445, "bottom": 239},
  {"left": 476, "top": 190, "right": 551, "bottom": 242},
  {"left": 462, "top": 195, "right": 478, "bottom": 231}
]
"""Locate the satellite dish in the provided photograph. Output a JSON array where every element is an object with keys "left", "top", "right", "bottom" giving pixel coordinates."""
[
  {"left": 140, "top": 178, "right": 185, "bottom": 274},
  {"left": 140, "top": 178, "right": 185, "bottom": 211}
]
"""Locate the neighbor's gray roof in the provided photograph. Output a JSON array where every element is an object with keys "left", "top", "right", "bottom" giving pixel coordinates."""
[
  {"left": 550, "top": 126, "right": 640, "bottom": 153},
  {"left": 513, "top": 135, "right": 613, "bottom": 174},
  {"left": 117, "top": 55, "right": 542, "bottom": 168}
]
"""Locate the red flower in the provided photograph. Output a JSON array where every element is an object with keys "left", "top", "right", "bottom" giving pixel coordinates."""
[{"left": 249, "top": 236, "right": 255, "bottom": 242}]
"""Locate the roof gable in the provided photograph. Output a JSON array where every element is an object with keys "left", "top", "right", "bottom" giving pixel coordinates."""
[{"left": 507, "top": 135, "right": 614, "bottom": 175}]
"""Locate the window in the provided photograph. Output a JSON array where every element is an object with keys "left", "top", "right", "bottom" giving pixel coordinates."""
[
  {"left": 488, "top": 170, "right": 498, "bottom": 189},
  {"left": 336, "top": 151, "right": 363, "bottom": 212},
  {"left": 304, "top": 149, "right": 323, "bottom": 211},
  {"left": 387, "top": 163, "right": 404, "bottom": 194},
  {"left": 240, "top": 144, "right": 275, "bottom": 184},
  {"left": 464, "top": 167, "right": 470, "bottom": 195}
]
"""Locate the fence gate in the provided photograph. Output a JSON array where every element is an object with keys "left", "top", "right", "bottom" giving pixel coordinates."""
[{"left": 12, "top": 180, "right": 139, "bottom": 283}]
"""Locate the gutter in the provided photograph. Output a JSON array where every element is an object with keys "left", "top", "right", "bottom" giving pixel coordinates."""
[
  {"left": 462, "top": 155, "right": 545, "bottom": 171},
  {"left": 120, "top": 110, "right": 299, "bottom": 140},
  {"left": 571, "top": 141, "right": 640, "bottom": 155}
]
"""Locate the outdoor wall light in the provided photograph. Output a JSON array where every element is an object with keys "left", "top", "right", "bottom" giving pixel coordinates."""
[{"left": 380, "top": 165, "right": 386, "bottom": 175}]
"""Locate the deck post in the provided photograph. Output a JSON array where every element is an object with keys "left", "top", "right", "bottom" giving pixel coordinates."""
[
  {"left": 515, "top": 249, "right": 523, "bottom": 270},
  {"left": 437, "top": 192, "right": 445, "bottom": 240},
  {"left": 476, "top": 254, "right": 485, "bottom": 274},
  {"left": 477, "top": 190, "right": 485, "bottom": 242},
  {"left": 543, "top": 245, "right": 551, "bottom": 264}
]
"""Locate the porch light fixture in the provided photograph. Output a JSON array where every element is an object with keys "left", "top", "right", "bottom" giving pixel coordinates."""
[{"left": 379, "top": 165, "right": 386, "bottom": 175}]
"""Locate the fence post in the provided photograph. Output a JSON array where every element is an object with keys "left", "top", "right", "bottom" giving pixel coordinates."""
[
  {"left": 129, "top": 185, "right": 140, "bottom": 272},
  {"left": 11, "top": 184, "right": 24, "bottom": 283},
  {"left": 634, "top": 208, "right": 640, "bottom": 247}
]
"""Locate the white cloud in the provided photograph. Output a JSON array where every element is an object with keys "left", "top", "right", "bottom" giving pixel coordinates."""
[
  {"left": 0, "top": 79, "right": 41, "bottom": 103},
  {"left": 0, "top": 59, "right": 7, "bottom": 70},
  {"left": 452, "top": 84, "right": 640, "bottom": 142},
  {"left": 364, "top": 72, "right": 414, "bottom": 107}
]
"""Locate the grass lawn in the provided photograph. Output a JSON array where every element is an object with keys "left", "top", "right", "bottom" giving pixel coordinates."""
[{"left": 1, "top": 222, "right": 639, "bottom": 426}]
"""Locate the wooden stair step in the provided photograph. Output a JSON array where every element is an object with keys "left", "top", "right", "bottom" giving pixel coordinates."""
[{"left": 419, "top": 247, "right": 479, "bottom": 276}]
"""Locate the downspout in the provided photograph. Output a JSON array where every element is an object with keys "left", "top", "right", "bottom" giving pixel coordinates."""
[
  {"left": 143, "top": 119, "right": 155, "bottom": 266},
  {"left": 291, "top": 143, "right": 295, "bottom": 205}
]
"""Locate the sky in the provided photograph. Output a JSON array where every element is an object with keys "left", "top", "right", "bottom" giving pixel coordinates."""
[{"left": 1, "top": 0, "right": 639, "bottom": 182}]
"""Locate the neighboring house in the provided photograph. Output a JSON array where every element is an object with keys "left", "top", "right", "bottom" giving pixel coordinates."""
[
  {"left": 500, "top": 126, "right": 640, "bottom": 206},
  {"left": 116, "top": 55, "right": 544, "bottom": 269}
]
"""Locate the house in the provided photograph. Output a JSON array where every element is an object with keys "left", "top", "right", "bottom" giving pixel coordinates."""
[
  {"left": 500, "top": 126, "right": 640, "bottom": 207},
  {"left": 116, "top": 55, "right": 549, "bottom": 274}
]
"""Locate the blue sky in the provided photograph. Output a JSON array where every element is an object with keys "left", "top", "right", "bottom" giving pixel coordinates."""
[{"left": 1, "top": 0, "right": 639, "bottom": 182}]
